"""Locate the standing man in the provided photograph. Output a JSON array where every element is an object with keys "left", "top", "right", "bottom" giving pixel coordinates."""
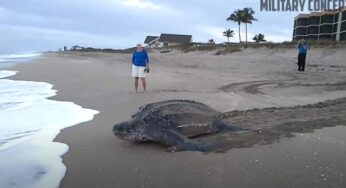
[
  {"left": 132, "top": 43, "right": 149, "bottom": 93},
  {"left": 296, "top": 39, "right": 308, "bottom": 72}
]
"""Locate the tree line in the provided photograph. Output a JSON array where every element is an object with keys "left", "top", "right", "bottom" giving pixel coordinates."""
[{"left": 221, "top": 7, "right": 266, "bottom": 44}]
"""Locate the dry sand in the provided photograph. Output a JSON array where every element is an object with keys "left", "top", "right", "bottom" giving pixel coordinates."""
[{"left": 7, "top": 47, "right": 346, "bottom": 188}]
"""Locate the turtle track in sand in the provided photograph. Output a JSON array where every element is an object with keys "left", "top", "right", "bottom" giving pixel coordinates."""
[
  {"left": 220, "top": 80, "right": 278, "bottom": 95},
  {"left": 197, "top": 97, "right": 346, "bottom": 152},
  {"left": 220, "top": 80, "right": 346, "bottom": 96}
]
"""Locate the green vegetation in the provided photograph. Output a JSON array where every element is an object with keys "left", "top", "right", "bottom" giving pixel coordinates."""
[
  {"left": 253, "top": 33, "right": 266, "bottom": 43},
  {"left": 242, "top": 8, "right": 258, "bottom": 43},
  {"left": 223, "top": 29, "right": 235, "bottom": 43},
  {"left": 214, "top": 46, "right": 242, "bottom": 55},
  {"left": 226, "top": 8, "right": 258, "bottom": 43},
  {"left": 66, "top": 41, "right": 346, "bottom": 56},
  {"left": 227, "top": 9, "right": 243, "bottom": 43},
  {"left": 208, "top": 39, "right": 215, "bottom": 45}
]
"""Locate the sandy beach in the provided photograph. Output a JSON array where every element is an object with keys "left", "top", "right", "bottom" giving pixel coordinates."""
[{"left": 8, "top": 47, "right": 346, "bottom": 188}]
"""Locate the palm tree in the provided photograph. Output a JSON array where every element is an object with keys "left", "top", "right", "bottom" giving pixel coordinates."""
[
  {"left": 223, "top": 29, "right": 235, "bottom": 43},
  {"left": 227, "top": 9, "right": 243, "bottom": 43},
  {"left": 253, "top": 33, "right": 266, "bottom": 43},
  {"left": 208, "top": 39, "right": 215, "bottom": 44},
  {"left": 242, "top": 7, "right": 257, "bottom": 43}
]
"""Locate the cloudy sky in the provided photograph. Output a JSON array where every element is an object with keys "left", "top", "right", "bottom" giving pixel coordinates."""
[{"left": 0, "top": 0, "right": 301, "bottom": 54}]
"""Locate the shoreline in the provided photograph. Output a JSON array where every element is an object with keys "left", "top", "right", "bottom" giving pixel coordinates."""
[
  {"left": 7, "top": 49, "right": 346, "bottom": 187},
  {"left": 0, "top": 55, "right": 98, "bottom": 188}
]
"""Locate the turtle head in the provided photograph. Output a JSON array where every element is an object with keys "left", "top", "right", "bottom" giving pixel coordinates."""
[
  {"left": 113, "top": 107, "right": 161, "bottom": 142},
  {"left": 113, "top": 118, "right": 151, "bottom": 142}
]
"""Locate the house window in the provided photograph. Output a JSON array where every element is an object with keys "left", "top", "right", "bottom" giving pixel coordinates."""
[
  {"left": 334, "top": 13, "right": 339, "bottom": 22},
  {"left": 309, "top": 16, "right": 320, "bottom": 25},
  {"left": 321, "top": 15, "right": 333, "bottom": 24},
  {"left": 296, "top": 27, "right": 307, "bottom": 35},
  {"left": 307, "top": 26, "right": 319, "bottom": 34},
  {"left": 297, "top": 18, "right": 308, "bottom": 26},
  {"left": 340, "top": 32, "right": 346, "bottom": 40},
  {"left": 333, "top": 23, "right": 338, "bottom": 33},
  {"left": 320, "top": 25, "right": 333, "bottom": 34},
  {"left": 341, "top": 22, "right": 346, "bottom": 32}
]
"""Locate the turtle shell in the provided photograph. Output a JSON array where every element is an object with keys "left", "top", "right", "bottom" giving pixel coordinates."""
[{"left": 133, "top": 100, "right": 221, "bottom": 137}]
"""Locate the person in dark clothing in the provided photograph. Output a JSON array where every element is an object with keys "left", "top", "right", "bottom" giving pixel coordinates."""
[{"left": 296, "top": 39, "right": 308, "bottom": 72}]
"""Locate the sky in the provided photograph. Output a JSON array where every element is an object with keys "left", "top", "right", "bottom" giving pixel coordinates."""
[{"left": 0, "top": 0, "right": 303, "bottom": 54}]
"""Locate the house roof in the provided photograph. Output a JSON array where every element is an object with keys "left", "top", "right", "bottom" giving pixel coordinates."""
[
  {"left": 158, "top": 34, "right": 192, "bottom": 43},
  {"left": 295, "top": 12, "right": 335, "bottom": 20},
  {"left": 144, "top": 36, "right": 159, "bottom": 44},
  {"left": 295, "top": 7, "right": 346, "bottom": 20}
]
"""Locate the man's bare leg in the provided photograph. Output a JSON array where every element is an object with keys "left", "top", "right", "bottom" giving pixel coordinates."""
[
  {"left": 141, "top": 78, "right": 146, "bottom": 92},
  {"left": 134, "top": 77, "right": 139, "bottom": 93}
]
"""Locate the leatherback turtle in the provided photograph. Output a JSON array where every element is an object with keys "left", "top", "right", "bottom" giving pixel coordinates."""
[{"left": 113, "top": 100, "right": 247, "bottom": 151}]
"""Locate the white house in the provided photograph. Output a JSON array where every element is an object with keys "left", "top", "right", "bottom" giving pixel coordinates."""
[{"left": 144, "top": 36, "right": 160, "bottom": 48}]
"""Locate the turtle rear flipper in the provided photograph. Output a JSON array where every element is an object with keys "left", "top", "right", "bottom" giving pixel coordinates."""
[{"left": 210, "top": 119, "right": 249, "bottom": 133}]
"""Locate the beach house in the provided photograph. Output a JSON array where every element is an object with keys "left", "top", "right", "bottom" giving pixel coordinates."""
[
  {"left": 144, "top": 36, "right": 160, "bottom": 48},
  {"left": 293, "top": 7, "right": 346, "bottom": 41},
  {"left": 144, "top": 33, "right": 193, "bottom": 48}
]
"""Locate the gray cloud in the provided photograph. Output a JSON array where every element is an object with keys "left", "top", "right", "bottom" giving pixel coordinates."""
[{"left": 0, "top": 0, "right": 300, "bottom": 53}]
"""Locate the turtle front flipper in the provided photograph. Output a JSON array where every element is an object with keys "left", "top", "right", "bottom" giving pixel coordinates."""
[
  {"left": 167, "top": 142, "right": 218, "bottom": 152},
  {"left": 148, "top": 129, "right": 218, "bottom": 152}
]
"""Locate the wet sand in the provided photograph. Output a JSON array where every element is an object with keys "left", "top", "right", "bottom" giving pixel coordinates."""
[{"left": 8, "top": 48, "right": 346, "bottom": 188}]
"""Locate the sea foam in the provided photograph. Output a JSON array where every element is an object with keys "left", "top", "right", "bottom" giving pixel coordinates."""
[
  {"left": 0, "top": 53, "right": 42, "bottom": 62},
  {"left": 0, "top": 70, "right": 99, "bottom": 188}
]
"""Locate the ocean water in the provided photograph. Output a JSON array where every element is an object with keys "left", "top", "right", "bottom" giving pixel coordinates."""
[
  {"left": 0, "top": 53, "right": 43, "bottom": 68},
  {"left": 0, "top": 54, "right": 99, "bottom": 188}
]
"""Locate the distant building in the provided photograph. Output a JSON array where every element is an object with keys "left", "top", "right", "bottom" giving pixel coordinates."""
[
  {"left": 293, "top": 7, "right": 346, "bottom": 41},
  {"left": 71, "top": 45, "right": 84, "bottom": 50},
  {"left": 158, "top": 34, "right": 192, "bottom": 47},
  {"left": 144, "top": 36, "right": 159, "bottom": 48},
  {"left": 144, "top": 33, "right": 192, "bottom": 48}
]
